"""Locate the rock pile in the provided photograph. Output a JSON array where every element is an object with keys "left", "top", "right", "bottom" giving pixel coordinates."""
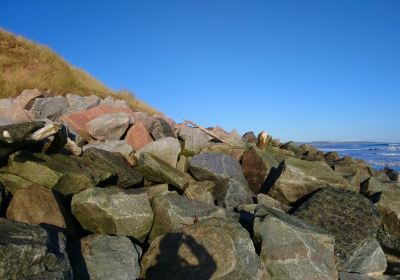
[{"left": 0, "top": 89, "right": 399, "bottom": 279}]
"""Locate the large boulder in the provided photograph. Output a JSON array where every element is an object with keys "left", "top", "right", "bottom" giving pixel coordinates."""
[
  {"left": 189, "top": 152, "right": 254, "bottom": 209},
  {"left": 125, "top": 120, "right": 153, "bottom": 151},
  {"left": 268, "top": 156, "right": 351, "bottom": 204},
  {"left": 71, "top": 187, "right": 153, "bottom": 241},
  {"left": 136, "top": 137, "right": 181, "bottom": 168},
  {"left": 0, "top": 218, "right": 73, "bottom": 280},
  {"left": 241, "top": 147, "right": 281, "bottom": 194},
  {"left": 294, "top": 188, "right": 386, "bottom": 274},
  {"left": 82, "top": 140, "right": 134, "bottom": 158},
  {"left": 137, "top": 152, "right": 190, "bottom": 190},
  {"left": 376, "top": 190, "right": 400, "bottom": 236},
  {"left": 6, "top": 185, "right": 76, "bottom": 235},
  {"left": 82, "top": 148, "right": 143, "bottom": 188},
  {"left": 178, "top": 126, "right": 210, "bottom": 156},
  {"left": 32, "top": 96, "right": 69, "bottom": 121},
  {"left": 149, "top": 117, "right": 174, "bottom": 140},
  {"left": 149, "top": 192, "right": 235, "bottom": 241},
  {"left": 60, "top": 105, "right": 135, "bottom": 140},
  {"left": 200, "top": 143, "right": 246, "bottom": 161},
  {"left": 73, "top": 234, "right": 141, "bottom": 280},
  {"left": 254, "top": 206, "right": 337, "bottom": 280},
  {"left": 6, "top": 151, "right": 115, "bottom": 193},
  {"left": 14, "top": 89, "right": 44, "bottom": 109},
  {"left": 141, "top": 218, "right": 269, "bottom": 280},
  {"left": 65, "top": 93, "right": 100, "bottom": 113},
  {"left": 86, "top": 112, "right": 131, "bottom": 141}
]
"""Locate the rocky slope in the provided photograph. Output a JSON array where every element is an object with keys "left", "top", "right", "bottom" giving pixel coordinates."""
[{"left": 0, "top": 89, "right": 399, "bottom": 280}]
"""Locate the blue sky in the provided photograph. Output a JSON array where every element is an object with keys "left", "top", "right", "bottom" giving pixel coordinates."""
[{"left": 1, "top": 0, "right": 399, "bottom": 142}]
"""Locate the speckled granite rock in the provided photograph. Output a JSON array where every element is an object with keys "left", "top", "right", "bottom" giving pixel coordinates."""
[{"left": 294, "top": 187, "right": 384, "bottom": 273}]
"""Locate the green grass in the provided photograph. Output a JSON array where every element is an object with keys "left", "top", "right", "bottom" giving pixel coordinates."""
[{"left": 0, "top": 28, "right": 157, "bottom": 115}]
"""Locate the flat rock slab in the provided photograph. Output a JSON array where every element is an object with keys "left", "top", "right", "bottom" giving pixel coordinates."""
[
  {"left": 254, "top": 206, "right": 338, "bottom": 280},
  {"left": 60, "top": 105, "right": 135, "bottom": 140},
  {"left": 71, "top": 187, "right": 153, "bottom": 241},
  {"left": 141, "top": 218, "right": 269, "bottom": 280},
  {"left": 74, "top": 234, "right": 141, "bottom": 280},
  {"left": 82, "top": 140, "right": 133, "bottom": 158},
  {"left": 86, "top": 112, "right": 131, "bottom": 141},
  {"left": 136, "top": 137, "right": 181, "bottom": 168},
  {"left": 293, "top": 187, "right": 384, "bottom": 273},
  {"left": 0, "top": 218, "right": 73, "bottom": 280},
  {"left": 149, "top": 193, "right": 234, "bottom": 241}
]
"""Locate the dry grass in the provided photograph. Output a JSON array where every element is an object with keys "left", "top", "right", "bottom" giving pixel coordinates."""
[{"left": 0, "top": 28, "right": 157, "bottom": 115}]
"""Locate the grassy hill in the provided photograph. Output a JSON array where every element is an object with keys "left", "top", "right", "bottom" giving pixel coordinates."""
[{"left": 0, "top": 28, "right": 157, "bottom": 114}]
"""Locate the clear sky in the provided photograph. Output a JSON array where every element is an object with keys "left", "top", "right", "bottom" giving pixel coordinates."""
[{"left": 1, "top": 0, "right": 399, "bottom": 142}]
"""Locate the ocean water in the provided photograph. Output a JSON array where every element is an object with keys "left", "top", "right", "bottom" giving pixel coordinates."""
[{"left": 310, "top": 142, "right": 400, "bottom": 172}]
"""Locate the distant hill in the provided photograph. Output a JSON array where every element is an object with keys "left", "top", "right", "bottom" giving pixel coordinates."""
[{"left": 0, "top": 28, "right": 157, "bottom": 115}]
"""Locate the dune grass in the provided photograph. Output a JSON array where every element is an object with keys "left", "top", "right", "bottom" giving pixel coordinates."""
[{"left": 0, "top": 28, "right": 157, "bottom": 115}]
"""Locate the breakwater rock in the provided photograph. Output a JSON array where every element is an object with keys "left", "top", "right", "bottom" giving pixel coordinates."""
[{"left": 0, "top": 89, "right": 399, "bottom": 279}]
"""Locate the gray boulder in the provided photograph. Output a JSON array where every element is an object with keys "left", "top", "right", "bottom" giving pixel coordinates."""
[
  {"left": 32, "top": 96, "right": 70, "bottom": 121},
  {"left": 141, "top": 218, "right": 269, "bottom": 280},
  {"left": 71, "top": 187, "right": 153, "bottom": 241},
  {"left": 0, "top": 218, "right": 73, "bottom": 280},
  {"left": 136, "top": 137, "right": 181, "bottom": 168},
  {"left": 149, "top": 192, "right": 235, "bottom": 241},
  {"left": 254, "top": 206, "right": 337, "bottom": 280},
  {"left": 149, "top": 117, "right": 174, "bottom": 140},
  {"left": 189, "top": 152, "right": 254, "bottom": 209},
  {"left": 82, "top": 140, "right": 134, "bottom": 158},
  {"left": 74, "top": 234, "right": 141, "bottom": 280},
  {"left": 178, "top": 126, "right": 210, "bottom": 156},
  {"left": 86, "top": 112, "right": 131, "bottom": 141},
  {"left": 294, "top": 187, "right": 385, "bottom": 274},
  {"left": 66, "top": 93, "right": 100, "bottom": 113}
]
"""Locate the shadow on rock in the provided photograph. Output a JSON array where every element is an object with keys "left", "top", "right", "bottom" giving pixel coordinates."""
[{"left": 145, "top": 232, "right": 217, "bottom": 280}]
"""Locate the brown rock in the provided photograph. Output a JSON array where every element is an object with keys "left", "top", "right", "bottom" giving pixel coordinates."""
[
  {"left": 125, "top": 121, "right": 153, "bottom": 151},
  {"left": 241, "top": 148, "right": 269, "bottom": 193},
  {"left": 60, "top": 105, "right": 135, "bottom": 139},
  {"left": 6, "top": 185, "right": 72, "bottom": 232},
  {"left": 14, "top": 89, "right": 44, "bottom": 109}
]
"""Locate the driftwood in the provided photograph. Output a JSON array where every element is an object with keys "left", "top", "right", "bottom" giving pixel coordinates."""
[
  {"left": 28, "top": 124, "right": 60, "bottom": 141},
  {"left": 64, "top": 138, "right": 82, "bottom": 155},
  {"left": 184, "top": 119, "right": 232, "bottom": 145}
]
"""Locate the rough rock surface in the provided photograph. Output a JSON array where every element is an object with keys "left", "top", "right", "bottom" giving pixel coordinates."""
[
  {"left": 294, "top": 188, "right": 384, "bottom": 273},
  {"left": 86, "top": 112, "right": 131, "bottom": 141},
  {"left": 0, "top": 218, "right": 73, "bottom": 280},
  {"left": 6, "top": 185, "right": 73, "bottom": 233},
  {"left": 71, "top": 187, "right": 153, "bottom": 241},
  {"left": 149, "top": 192, "right": 234, "bottom": 241},
  {"left": 254, "top": 206, "right": 338, "bottom": 280},
  {"left": 376, "top": 190, "right": 400, "bottom": 235},
  {"left": 82, "top": 148, "right": 143, "bottom": 188},
  {"left": 74, "top": 234, "right": 141, "bottom": 280},
  {"left": 184, "top": 180, "right": 215, "bottom": 205},
  {"left": 32, "top": 96, "right": 69, "bottom": 121},
  {"left": 149, "top": 117, "right": 174, "bottom": 140},
  {"left": 125, "top": 121, "right": 153, "bottom": 151},
  {"left": 82, "top": 140, "right": 133, "bottom": 158},
  {"left": 137, "top": 152, "right": 190, "bottom": 190},
  {"left": 141, "top": 218, "right": 269, "bottom": 280},
  {"left": 189, "top": 152, "right": 254, "bottom": 209},
  {"left": 179, "top": 126, "right": 210, "bottom": 156},
  {"left": 268, "top": 156, "right": 351, "bottom": 204},
  {"left": 136, "top": 137, "right": 181, "bottom": 168}
]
